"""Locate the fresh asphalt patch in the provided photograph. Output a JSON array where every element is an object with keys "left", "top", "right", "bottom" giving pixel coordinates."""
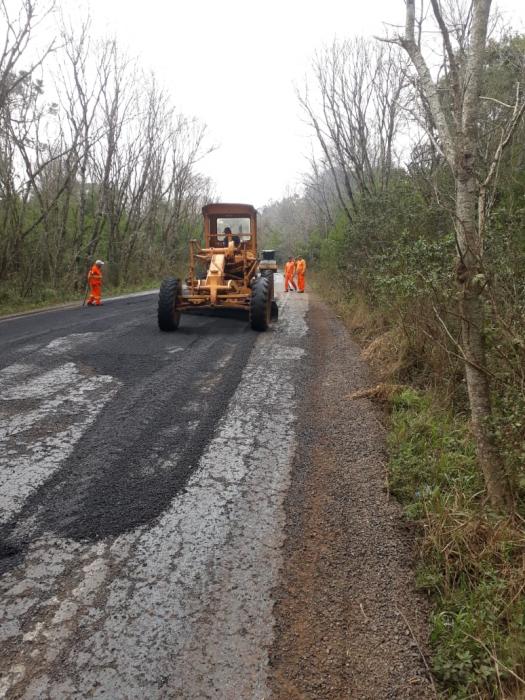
[{"left": 0, "top": 295, "right": 257, "bottom": 570}]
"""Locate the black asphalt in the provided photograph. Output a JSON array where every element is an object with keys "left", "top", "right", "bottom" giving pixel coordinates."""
[{"left": 0, "top": 293, "right": 259, "bottom": 570}]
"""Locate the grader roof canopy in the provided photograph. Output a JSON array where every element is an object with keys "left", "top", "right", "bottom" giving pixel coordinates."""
[{"left": 202, "top": 203, "right": 257, "bottom": 218}]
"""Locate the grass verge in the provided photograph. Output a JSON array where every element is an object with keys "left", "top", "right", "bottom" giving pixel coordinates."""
[{"left": 389, "top": 388, "right": 525, "bottom": 699}]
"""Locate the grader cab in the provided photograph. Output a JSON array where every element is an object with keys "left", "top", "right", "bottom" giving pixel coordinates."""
[{"left": 157, "top": 203, "right": 278, "bottom": 332}]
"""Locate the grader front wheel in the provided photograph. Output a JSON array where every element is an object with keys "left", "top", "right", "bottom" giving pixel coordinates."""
[
  {"left": 260, "top": 269, "right": 275, "bottom": 299},
  {"left": 250, "top": 275, "right": 271, "bottom": 331},
  {"left": 158, "top": 277, "right": 182, "bottom": 331}
]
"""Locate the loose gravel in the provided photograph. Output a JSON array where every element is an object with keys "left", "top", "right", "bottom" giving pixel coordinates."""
[{"left": 269, "top": 296, "right": 436, "bottom": 700}]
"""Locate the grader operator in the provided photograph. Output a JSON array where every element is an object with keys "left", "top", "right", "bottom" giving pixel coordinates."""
[{"left": 157, "top": 203, "right": 278, "bottom": 332}]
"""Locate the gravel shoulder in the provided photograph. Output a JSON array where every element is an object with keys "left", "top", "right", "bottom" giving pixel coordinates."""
[{"left": 269, "top": 295, "right": 436, "bottom": 700}]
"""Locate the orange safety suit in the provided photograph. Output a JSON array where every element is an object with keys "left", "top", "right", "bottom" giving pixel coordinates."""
[
  {"left": 284, "top": 260, "right": 297, "bottom": 292},
  {"left": 87, "top": 264, "right": 103, "bottom": 305},
  {"left": 296, "top": 258, "right": 307, "bottom": 292}
]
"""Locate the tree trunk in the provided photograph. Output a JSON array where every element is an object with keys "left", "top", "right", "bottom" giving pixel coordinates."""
[
  {"left": 399, "top": 0, "right": 516, "bottom": 512},
  {"left": 456, "top": 163, "right": 513, "bottom": 510}
]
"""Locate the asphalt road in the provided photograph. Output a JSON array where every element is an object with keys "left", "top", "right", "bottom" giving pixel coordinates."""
[{"left": 0, "top": 278, "right": 308, "bottom": 699}]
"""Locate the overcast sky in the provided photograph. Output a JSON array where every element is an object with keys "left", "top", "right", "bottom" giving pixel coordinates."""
[{"left": 80, "top": 0, "right": 524, "bottom": 207}]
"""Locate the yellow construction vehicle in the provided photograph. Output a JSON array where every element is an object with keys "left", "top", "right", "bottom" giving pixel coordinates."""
[{"left": 158, "top": 203, "right": 278, "bottom": 332}]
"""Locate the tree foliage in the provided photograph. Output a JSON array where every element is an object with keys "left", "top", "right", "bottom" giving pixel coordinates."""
[
  {"left": 264, "top": 20, "right": 525, "bottom": 695},
  {"left": 265, "top": 20, "right": 525, "bottom": 510},
  {"left": 0, "top": 1, "right": 213, "bottom": 302}
]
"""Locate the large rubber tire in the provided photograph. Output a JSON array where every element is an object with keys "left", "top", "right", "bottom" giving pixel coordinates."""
[
  {"left": 250, "top": 275, "right": 271, "bottom": 331},
  {"left": 158, "top": 277, "right": 181, "bottom": 331},
  {"left": 260, "top": 270, "right": 274, "bottom": 300}
]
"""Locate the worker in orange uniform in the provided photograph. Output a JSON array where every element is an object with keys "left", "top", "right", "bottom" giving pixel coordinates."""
[
  {"left": 296, "top": 256, "right": 307, "bottom": 293},
  {"left": 284, "top": 257, "right": 297, "bottom": 292},
  {"left": 87, "top": 259, "right": 105, "bottom": 306}
]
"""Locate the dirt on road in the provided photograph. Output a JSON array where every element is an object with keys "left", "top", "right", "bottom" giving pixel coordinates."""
[{"left": 269, "top": 297, "right": 436, "bottom": 700}]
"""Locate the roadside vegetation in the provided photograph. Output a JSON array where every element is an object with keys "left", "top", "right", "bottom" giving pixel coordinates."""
[
  {"left": 260, "top": 5, "right": 525, "bottom": 698},
  {"left": 389, "top": 389, "right": 525, "bottom": 699},
  {"left": 0, "top": 0, "right": 212, "bottom": 312}
]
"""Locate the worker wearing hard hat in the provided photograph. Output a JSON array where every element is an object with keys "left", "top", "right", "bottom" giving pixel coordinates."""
[
  {"left": 296, "top": 256, "right": 307, "bottom": 293},
  {"left": 87, "top": 260, "right": 105, "bottom": 306},
  {"left": 284, "top": 257, "right": 297, "bottom": 292}
]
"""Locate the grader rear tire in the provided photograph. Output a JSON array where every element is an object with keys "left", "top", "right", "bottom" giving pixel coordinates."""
[
  {"left": 158, "top": 277, "right": 181, "bottom": 331},
  {"left": 250, "top": 275, "right": 271, "bottom": 331}
]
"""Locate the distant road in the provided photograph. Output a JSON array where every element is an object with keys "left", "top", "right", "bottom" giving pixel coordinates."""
[{"left": 0, "top": 289, "right": 159, "bottom": 322}]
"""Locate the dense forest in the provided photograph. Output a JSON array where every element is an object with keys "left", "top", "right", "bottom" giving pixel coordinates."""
[
  {"left": 260, "top": 4, "right": 525, "bottom": 696},
  {"left": 0, "top": 1, "right": 213, "bottom": 309}
]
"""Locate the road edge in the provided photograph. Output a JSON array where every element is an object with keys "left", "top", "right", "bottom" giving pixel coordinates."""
[
  {"left": 0, "top": 290, "right": 159, "bottom": 324},
  {"left": 269, "top": 293, "right": 435, "bottom": 699}
]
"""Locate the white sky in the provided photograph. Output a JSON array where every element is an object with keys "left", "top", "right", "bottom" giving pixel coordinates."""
[{"left": 69, "top": 0, "right": 523, "bottom": 207}]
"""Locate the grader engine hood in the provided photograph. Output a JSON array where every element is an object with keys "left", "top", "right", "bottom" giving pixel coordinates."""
[{"left": 197, "top": 249, "right": 238, "bottom": 304}]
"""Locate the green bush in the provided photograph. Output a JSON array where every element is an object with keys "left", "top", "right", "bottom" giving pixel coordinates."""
[
  {"left": 388, "top": 389, "right": 525, "bottom": 699},
  {"left": 389, "top": 389, "right": 479, "bottom": 518}
]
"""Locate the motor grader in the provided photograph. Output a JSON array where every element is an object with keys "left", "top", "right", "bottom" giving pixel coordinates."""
[{"left": 157, "top": 203, "right": 278, "bottom": 332}]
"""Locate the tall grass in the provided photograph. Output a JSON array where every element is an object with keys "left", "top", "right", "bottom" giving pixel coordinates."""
[{"left": 389, "top": 388, "right": 525, "bottom": 699}]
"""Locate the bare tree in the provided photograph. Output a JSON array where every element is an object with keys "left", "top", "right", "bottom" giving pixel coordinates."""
[
  {"left": 299, "top": 38, "right": 408, "bottom": 224},
  {"left": 0, "top": 0, "right": 55, "bottom": 113},
  {"left": 0, "top": 0, "right": 58, "bottom": 281},
  {"left": 302, "top": 154, "right": 335, "bottom": 237},
  {"left": 0, "top": 3, "right": 212, "bottom": 297},
  {"left": 391, "top": 0, "right": 525, "bottom": 511}
]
